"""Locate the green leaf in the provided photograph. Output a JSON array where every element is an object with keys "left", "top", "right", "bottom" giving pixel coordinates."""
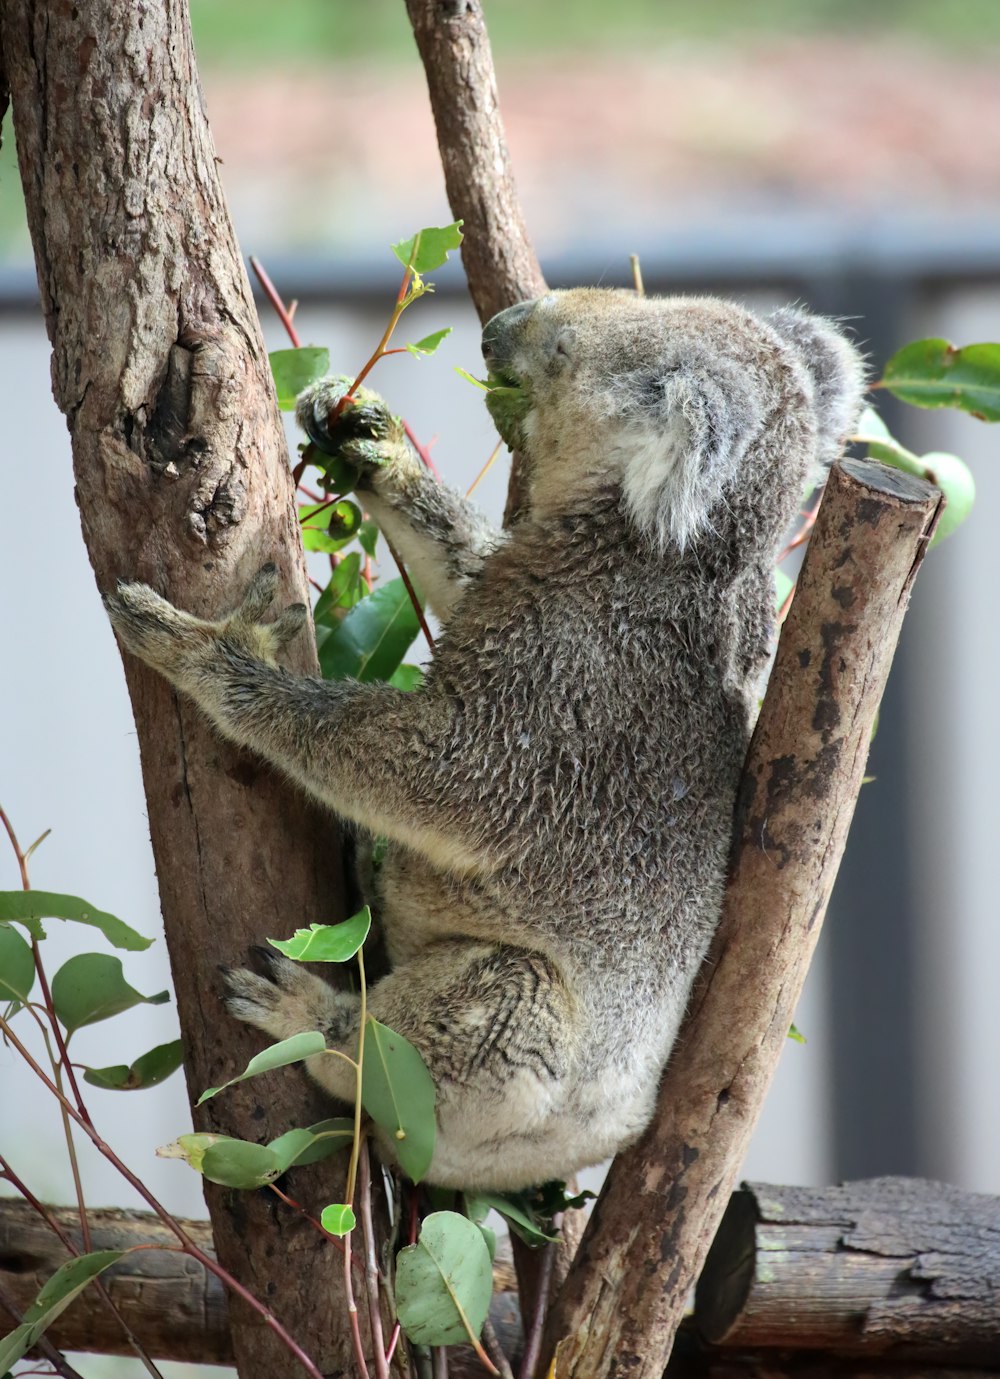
[
  {"left": 0, "top": 924, "right": 35, "bottom": 1002},
  {"left": 395, "top": 1211, "right": 492, "bottom": 1346},
  {"left": 0, "top": 890, "right": 151, "bottom": 951},
  {"left": 202, "top": 1139, "right": 282, "bottom": 1189},
  {"left": 51, "top": 954, "right": 169, "bottom": 1034},
  {"left": 315, "top": 453, "right": 359, "bottom": 496},
  {"left": 320, "top": 1203, "right": 356, "bottom": 1236},
  {"left": 82, "top": 1039, "right": 184, "bottom": 1091},
  {"left": 454, "top": 366, "right": 491, "bottom": 391},
  {"left": 405, "top": 327, "right": 452, "bottom": 358},
  {"left": 197, "top": 1029, "right": 327, "bottom": 1105},
  {"left": 362, "top": 1018, "right": 436, "bottom": 1182},
  {"left": 300, "top": 500, "right": 363, "bottom": 553},
  {"left": 0, "top": 1249, "right": 125, "bottom": 1373},
  {"left": 314, "top": 554, "right": 364, "bottom": 624},
  {"left": 388, "top": 663, "right": 424, "bottom": 692},
  {"left": 463, "top": 1191, "right": 559, "bottom": 1246},
  {"left": 268, "top": 1118, "right": 356, "bottom": 1171},
  {"left": 881, "top": 339, "right": 1000, "bottom": 421},
  {"left": 358, "top": 519, "right": 379, "bottom": 558},
  {"left": 318, "top": 577, "right": 421, "bottom": 683},
  {"left": 268, "top": 908, "right": 371, "bottom": 963},
  {"left": 920, "top": 451, "right": 977, "bottom": 546},
  {"left": 270, "top": 347, "right": 331, "bottom": 410},
  {"left": 391, "top": 222, "right": 464, "bottom": 276},
  {"left": 852, "top": 406, "right": 976, "bottom": 544},
  {"left": 788, "top": 1023, "right": 807, "bottom": 1044}
]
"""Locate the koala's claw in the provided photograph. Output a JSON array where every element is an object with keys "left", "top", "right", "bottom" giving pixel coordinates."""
[
  {"left": 222, "top": 951, "right": 356, "bottom": 1045},
  {"left": 295, "top": 377, "right": 402, "bottom": 478},
  {"left": 236, "top": 563, "right": 280, "bottom": 623}
]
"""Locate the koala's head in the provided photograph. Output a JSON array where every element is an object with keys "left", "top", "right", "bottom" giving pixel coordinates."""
[{"left": 481, "top": 289, "right": 865, "bottom": 555}]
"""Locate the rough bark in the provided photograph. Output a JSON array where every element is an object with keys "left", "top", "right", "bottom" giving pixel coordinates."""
[
  {"left": 0, "top": 3, "right": 357, "bottom": 1376},
  {"left": 0, "top": 1200, "right": 517, "bottom": 1369},
  {"left": 403, "top": 0, "right": 546, "bottom": 328},
  {"left": 543, "top": 459, "right": 943, "bottom": 1379},
  {"left": 697, "top": 1178, "right": 1000, "bottom": 1364}
]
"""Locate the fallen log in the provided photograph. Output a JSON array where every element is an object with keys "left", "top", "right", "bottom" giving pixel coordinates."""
[{"left": 697, "top": 1178, "right": 1000, "bottom": 1366}]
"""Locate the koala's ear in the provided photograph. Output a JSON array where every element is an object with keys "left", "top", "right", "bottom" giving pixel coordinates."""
[
  {"left": 767, "top": 308, "right": 867, "bottom": 466},
  {"left": 619, "top": 363, "right": 758, "bottom": 551}
]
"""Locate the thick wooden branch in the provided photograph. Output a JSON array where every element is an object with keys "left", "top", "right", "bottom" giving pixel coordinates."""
[
  {"left": 543, "top": 459, "right": 943, "bottom": 1379},
  {"left": 697, "top": 1178, "right": 1000, "bottom": 1365},
  {"left": 0, "top": 1200, "right": 518, "bottom": 1370},
  {"left": 0, "top": 3, "right": 356, "bottom": 1375},
  {"left": 404, "top": 0, "right": 546, "bottom": 326}
]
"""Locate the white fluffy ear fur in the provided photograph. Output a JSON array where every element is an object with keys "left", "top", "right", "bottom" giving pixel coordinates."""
[{"left": 618, "top": 368, "right": 754, "bottom": 551}]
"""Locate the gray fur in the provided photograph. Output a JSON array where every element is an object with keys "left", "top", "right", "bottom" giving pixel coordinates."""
[{"left": 105, "top": 290, "right": 864, "bottom": 1190}]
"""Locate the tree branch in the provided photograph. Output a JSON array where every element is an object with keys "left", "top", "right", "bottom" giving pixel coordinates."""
[
  {"left": 403, "top": 0, "right": 546, "bottom": 327},
  {"left": 542, "top": 459, "right": 943, "bottom": 1379}
]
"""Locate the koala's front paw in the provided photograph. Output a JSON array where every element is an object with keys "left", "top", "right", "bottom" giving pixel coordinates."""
[
  {"left": 104, "top": 581, "right": 211, "bottom": 678},
  {"left": 295, "top": 377, "right": 408, "bottom": 486},
  {"left": 221, "top": 946, "right": 358, "bottom": 1046},
  {"left": 105, "top": 564, "right": 308, "bottom": 681}
]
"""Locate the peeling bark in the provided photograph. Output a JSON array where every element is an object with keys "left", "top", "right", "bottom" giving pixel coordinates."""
[{"left": 0, "top": 3, "right": 360, "bottom": 1375}]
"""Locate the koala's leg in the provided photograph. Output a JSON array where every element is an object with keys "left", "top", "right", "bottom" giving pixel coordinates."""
[
  {"left": 298, "top": 379, "right": 500, "bottom": 623},
  {"left": 105, "top": 567, "right": 484, "bottom": 871},
  {"left": 223, "top": 942, "right": 578, "bottom": 1190}
]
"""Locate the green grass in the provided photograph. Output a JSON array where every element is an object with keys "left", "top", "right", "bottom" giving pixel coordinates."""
[{"left": 188, "top": 0, "right": 1000, "bottom": 67}]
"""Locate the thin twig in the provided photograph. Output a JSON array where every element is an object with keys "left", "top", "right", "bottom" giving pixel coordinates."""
[
  {"left": 482, "top": 1316, "right": 515, "bottom": 1379},
  {"left": 250, "top": 255, "right": 302, "bottom": 349},
  {"left": 359, "top": 1139, "right": 391, "bottom": 1379},
  {"left": 403, "top": 421, "right": 443, "bottom": 481},
  {"left": 433, "top": 1346, "right": 449, "bottom": 1379},
  {"left": 466, "top": 440, "right": 502, "bottom": 498},
  {"left": 0, "top": 1018, "right": 326, "bottom": 1379},
  {"left": 383, "top": 534, "right": 435, "bottom": 656},
  {"left": 518, "top": 1226, "right": 558, "bottom": 1379},
  {"left": 344, "top": 1228, "right": 372, "bottom": 1379}
]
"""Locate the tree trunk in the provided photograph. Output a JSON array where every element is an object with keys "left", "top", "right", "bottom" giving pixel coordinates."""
[
  {"left": 543, "top": 460, "right": 943, "bottom": 1379},
  {"left": 0, "top": 3, "right": 361, "bottom": 1375}
]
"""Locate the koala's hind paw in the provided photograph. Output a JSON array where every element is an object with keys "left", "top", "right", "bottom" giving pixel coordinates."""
[
  {"left": 221, "top": 949, "right": 358, "bottom": 1046},
  {"left": 295, "top": 377, "right": 405, "bottom": 481}
]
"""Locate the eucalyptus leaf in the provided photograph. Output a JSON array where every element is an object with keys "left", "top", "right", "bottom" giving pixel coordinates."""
[
  {"left": 358, "top": 519, "right": 379, "bottom": 558},
  {"left": 788, "top": 1023, "right": 807, "bottom": 1044},
  {"left": 318, "top": 577, "right": 421, "bottom": 683},
  {"left": 388, "top": 663, "right": 424, "bottom": 692},
  {"left": 391, "top": 222, "right": 464, "bottom": 276},
  {"left": 201, "top": 1139, "right": 282, "bottom": 1189},
  {"left": 268, "top": 908, "right": 371, "bottom": 963},
  {"left": 881, "top": 339, "right": 1000, "bottom": 421},
  {"left": 314, "top": 554, "right": 364, "bottom": 624},
  {"left": 920, "top": 451, "right": 976, "bottom": 546},
  {"left": 300, "top": 501, "right": 362, "bottom": 554},
  {"left": 0, "top": 924, "right": 35, "bottom": 1002},
  {"left": 82, "top": 1039, "right": 184, "bottom": 1091},
  {"left": 51, "top": 954, "right": 169, "bottom": 1034},
  {"left": 0, "top": 1250, "right": 125, "bottom": 1373},
  {"left": 406, "top": 327, "right": 452, "bottom": 358},
  {"left": 268, "top": 1118, "right": 356, "bottom": 1171},
  {"left": 0, "top": 890, "right": 151, "bottom": 951},
  {"left": 197, "top": 1029, "right": 327, "bottom": 1105},
  {"left": 320, "top": 1203, "right": 356, "bottom": 1236},
  {"left": 464, "top": 1191, "right": 559, "bottom": 1246},
  {"left": 395, "top": 1211, "right": 492, "bottom": 1346},
  {"left": 270, "top": 347, "right": 331, "bottom": 410},
  {"left": 362, "top": 1017, "right": 436, "bottom": 1182}
]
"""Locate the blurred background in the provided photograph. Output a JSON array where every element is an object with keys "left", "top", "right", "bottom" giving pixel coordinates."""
[{"left": 2, "top": 2, "right": 999, "bottom": 1375}]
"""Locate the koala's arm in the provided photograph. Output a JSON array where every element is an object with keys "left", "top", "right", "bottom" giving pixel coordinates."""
[
  {"left": 105, "top": 566, "right": 485, "bottom": 872},
  {"left": 298, "top": 380, "right": 501, "bottom": 624}
]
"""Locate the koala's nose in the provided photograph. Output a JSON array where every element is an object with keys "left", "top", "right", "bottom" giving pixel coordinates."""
[{"left": 481, "top": 299, "right": 537, "bottom": 369}]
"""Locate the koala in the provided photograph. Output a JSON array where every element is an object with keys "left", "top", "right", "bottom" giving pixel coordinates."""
[{"left": 106, "top": 290, "right": 864, "bottom": 1191}]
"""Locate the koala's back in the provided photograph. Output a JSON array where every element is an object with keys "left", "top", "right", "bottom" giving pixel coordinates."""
[{"left": 369, "top": 499, "right": 756, "bottom": 1100}]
